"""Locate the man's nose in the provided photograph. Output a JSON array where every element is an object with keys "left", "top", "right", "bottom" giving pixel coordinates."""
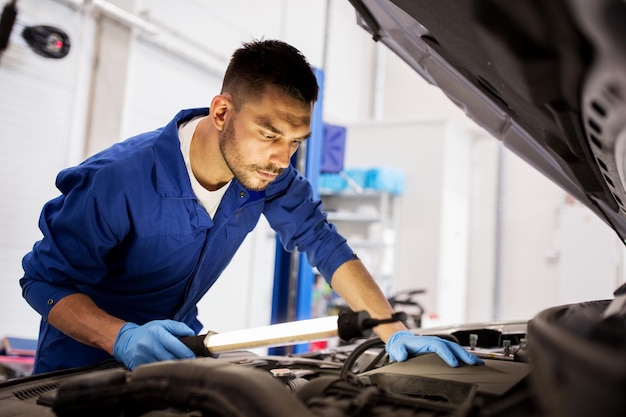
[{"left": 270, "top": 141, "right": 295, "bottom": 169}]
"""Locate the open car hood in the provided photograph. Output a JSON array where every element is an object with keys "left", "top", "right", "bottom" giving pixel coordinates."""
[{"left": 348, "top": 0, "right": 626, "bottom": 240}]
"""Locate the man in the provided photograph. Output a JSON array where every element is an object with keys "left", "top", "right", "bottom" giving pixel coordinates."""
[{"left": 20, "top": 39, "right": 483, "bottom": 374}]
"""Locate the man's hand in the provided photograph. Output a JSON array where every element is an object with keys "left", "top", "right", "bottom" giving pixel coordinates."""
[
  {"left": 113, "top": 319, "right": 196, "bottom": 370},
  {"left": 385, "top": 330, "right": 484, "bottom": 367}
]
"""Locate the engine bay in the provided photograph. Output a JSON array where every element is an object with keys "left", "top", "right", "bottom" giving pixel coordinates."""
[{"left": 0, "top": 321, "right": 540, "bottom": 417}]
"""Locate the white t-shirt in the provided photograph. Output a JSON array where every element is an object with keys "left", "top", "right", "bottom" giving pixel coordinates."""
[{"left": 178, "top": 116, "right": 231, "bottom": 218}]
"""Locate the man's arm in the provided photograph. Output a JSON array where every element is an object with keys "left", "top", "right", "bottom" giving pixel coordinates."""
[
  {"left": 329, "top": 258, "right": 407, "bottom": 342},
  {"left": 47, "top": 293, "right": 125, "bottom": 355},
  {"left": 47, "top": 293, "right": 196, "bottom": 370},
  {"left": 330, "top": 258, "right": 484, "bottom": 367}
]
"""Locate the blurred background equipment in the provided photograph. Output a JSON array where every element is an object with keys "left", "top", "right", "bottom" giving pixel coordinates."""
[
  {"left": 22, "top": 23, "right": 69, "bottom": 58},
  {"left": 0, "top": 0, "right": 70, "bottom": 61}
]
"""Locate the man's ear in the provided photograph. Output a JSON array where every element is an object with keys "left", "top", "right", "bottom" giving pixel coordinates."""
[{"left": 210, "top": 94, "right": 232, "bottom": 132}]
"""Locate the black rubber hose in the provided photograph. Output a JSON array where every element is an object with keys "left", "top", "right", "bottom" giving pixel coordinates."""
[{"left": 339, "top": 337, "right": 387, "bottom": 380}]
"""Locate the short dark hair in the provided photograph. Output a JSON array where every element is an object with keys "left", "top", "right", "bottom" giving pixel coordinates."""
[{"left": 221, "top": 39, "right": 319, "bottom": 109}]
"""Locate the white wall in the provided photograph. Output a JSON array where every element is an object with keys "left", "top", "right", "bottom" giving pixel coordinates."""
[
  {"left": 0, "top": 0, "right": 623, "bottom": 343},
  {"left": 0, "top": 0, "right": 94, "bottom": 338}
]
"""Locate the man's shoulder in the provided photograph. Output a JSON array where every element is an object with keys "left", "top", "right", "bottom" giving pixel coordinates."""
[
  {"left": 71, "top": 131, "right": 160, "bottom": 173},
  {"left": 55, "top": 131, "right": 164, "bottom": 197}
]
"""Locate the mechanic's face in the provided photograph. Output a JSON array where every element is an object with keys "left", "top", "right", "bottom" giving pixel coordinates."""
[{"left": 219, "top": 86, "right": 312, "bottom": 191}]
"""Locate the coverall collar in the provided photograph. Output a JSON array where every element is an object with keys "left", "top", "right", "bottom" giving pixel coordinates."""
[{"left": 153, "top": 107, "right": 211, "bottom": 199}]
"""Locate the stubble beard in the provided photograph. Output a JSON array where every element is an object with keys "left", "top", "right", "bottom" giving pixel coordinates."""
[{"left": 219, "top": 120, "right": 283, "bottom": 191}]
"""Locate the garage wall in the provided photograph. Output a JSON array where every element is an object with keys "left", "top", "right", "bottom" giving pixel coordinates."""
[
  {"left": 0, "top": 0, "right": 95, "bottom": 338},
  {"left": 340, "top": 117, "right": 478, "bottom": 326}
]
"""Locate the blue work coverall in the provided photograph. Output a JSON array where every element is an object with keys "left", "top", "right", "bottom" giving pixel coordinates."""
[{"left": 20, "top": 108, "right": 355, "bottom": 374}]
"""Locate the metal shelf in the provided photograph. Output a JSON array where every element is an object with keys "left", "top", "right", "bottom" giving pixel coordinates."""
[{"left": 320, "top": 190, "right": 400, "bottom": 298}]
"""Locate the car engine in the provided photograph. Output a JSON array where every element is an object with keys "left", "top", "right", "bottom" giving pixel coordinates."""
[{"left": 0, "top": 320, "right": 540, "bottom": 417}]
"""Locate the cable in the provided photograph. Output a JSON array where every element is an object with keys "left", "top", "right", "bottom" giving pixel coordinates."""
[{"left": 339, "top": 337, "right": 387, "bottom": 380}]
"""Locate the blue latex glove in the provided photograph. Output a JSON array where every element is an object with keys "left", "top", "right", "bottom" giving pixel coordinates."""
[
  {"left": 113, "top": 319, "right": 196, "bottom": 370},
  {"left": 386, "top": 330, "right": 484, "bottom": 367}
]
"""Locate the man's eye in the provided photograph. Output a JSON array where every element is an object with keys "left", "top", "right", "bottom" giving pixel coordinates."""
[{"left": 262, "top": 133, "right": 276, "bottom": 140}]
